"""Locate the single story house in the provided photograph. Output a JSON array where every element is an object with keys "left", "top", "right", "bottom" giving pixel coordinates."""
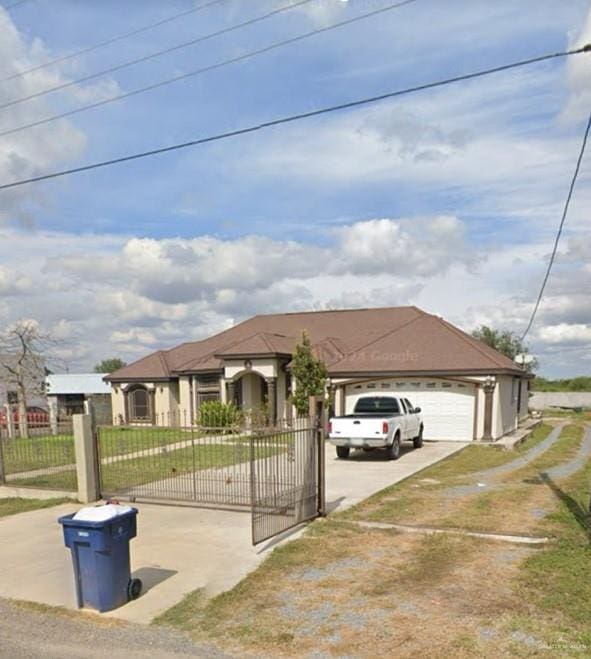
[
  {"left": 105, "top": 306, "right": 531, "bottom": 442},
  {"left": 45, "top": 373, "right": 113, "bottom": 426}
]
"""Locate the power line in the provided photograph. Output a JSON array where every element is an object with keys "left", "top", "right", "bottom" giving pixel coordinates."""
[
  {"left": 0, "top": 44, "right": 589, "bottom": 192},
  {"left": 0, "top": 0, "right": 315, "bottom": 112},
  {"left": 0, "top": 0, "right": 225, "bottom": 84},
  {"left": 519, "top": 108, "right": 591, "bottom": 342},
  {"left": 0, "top": 0, "right": 418, "bottom": 140}
]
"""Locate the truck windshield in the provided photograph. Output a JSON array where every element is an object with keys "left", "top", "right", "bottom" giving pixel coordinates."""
[{"left": 353, "top": 397, "right": 400, "bottom": 414}]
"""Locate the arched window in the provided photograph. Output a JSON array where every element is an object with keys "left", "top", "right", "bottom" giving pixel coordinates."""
[{"left": 129, "top": 386, "right": 151, "bottom": 421}]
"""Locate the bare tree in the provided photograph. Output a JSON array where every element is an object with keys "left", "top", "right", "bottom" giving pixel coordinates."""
[{"left": 0, "top": 320, "right": 51, "bottom": 438}]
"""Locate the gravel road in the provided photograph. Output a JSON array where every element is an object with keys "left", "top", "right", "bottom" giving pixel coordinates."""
[{"left": 0, "top": 598, "right": 230, "bottom": 659}]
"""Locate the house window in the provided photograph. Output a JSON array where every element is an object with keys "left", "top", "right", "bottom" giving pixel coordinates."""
[
  {"left": 366, "top": 383, "right": 376, "bottom": 389},
  {"left": 426, "top": 383, "right": 436, "bottom": 388},
  {"left": 196, "top": 375, "right": 221, "bottom": 407},
  {"left": 381, "top": 383, "right": 391, "bottom": 388},
  {"left": 198, "top": 392, "right": 221, "bottom": 405},
  {"left": 129, "top": 386, "right": 151, "bottom": 421}
]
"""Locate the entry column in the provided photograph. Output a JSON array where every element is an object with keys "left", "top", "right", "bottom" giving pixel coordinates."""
[
  {"left": 482, "top": 378, "right": 496, "bottom": 441},
  {"left": 266, "top": 377, "right": 277, "bottom": 425}
]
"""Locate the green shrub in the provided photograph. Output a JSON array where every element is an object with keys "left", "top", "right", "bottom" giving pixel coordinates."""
[{"left": 197, "top": 401, "right": 241, "bottom": 429}]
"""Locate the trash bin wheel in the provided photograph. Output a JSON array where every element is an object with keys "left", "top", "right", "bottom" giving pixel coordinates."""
[{"left": 127, "top": 578, "right": 142, "bottom": 601}]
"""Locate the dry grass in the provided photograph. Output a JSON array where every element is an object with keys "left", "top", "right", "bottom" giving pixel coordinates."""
[
  {"left": 153, "top": 417, "right": 591, "bottom": 656},
  {"left": 10, "top": 599, "right": 129, "bottom": 627},
  {"left": 0, "top": 497, "right": 72, "bottom": 518}
]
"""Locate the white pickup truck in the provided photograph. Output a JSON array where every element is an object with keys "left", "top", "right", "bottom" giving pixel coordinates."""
[{"left": 328, "top": 394, "right": 424, "bottom": 460}]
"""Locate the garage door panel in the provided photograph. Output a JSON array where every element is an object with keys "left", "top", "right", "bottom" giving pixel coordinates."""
[{"left": 345, "top": 381, "right": 475, "bottom": 441}]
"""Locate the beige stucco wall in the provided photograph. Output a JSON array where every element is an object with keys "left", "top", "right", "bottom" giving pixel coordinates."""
[
  {"left": 153, "top": 381, "right": 182, "bottom": 424},
  {"left": 519, "top": 379, "right": 529, "bottom": 419},
  {"left": 276, "top": 370, "right": 287, "bottom": 420},
  {"left": 492, "top": 375, "right": 519, "bottom": 438},
  {"left": 110, "top": 381, "right": 183, "bottom": 425},
  {"left": 474, "top": 384, "right": 486, "bottom": 440},
  {"left": 224, "top": 358, "right": 277, "bottom": 380},
  {"left": 110, "top": 385, "right": 126, "bottom": 424},
  {"left": 178, "top": 376, "right": 192, "bottom": 420}
]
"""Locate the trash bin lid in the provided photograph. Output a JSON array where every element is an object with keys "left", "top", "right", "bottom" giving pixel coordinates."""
[{"left": 73, "top": 504, "right": 133, "bottom": 522}]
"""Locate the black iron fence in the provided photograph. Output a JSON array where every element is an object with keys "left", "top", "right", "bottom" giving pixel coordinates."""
[
  {"left": 251, "top": 418, "right": 320, "bottom": 544},
  {"left": 97, "top": 416, "right": 318, "bottom": 513},
  {"left": 0, "top": 416, "right": 76, "bottom": 491}
]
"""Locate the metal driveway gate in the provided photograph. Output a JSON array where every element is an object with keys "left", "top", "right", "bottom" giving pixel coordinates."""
[
  {"left": 97, "top": 412, "right": 325, "bottom": 544},
  {"left": 251, "top": 417, "right": 324, "bottom": 545}
]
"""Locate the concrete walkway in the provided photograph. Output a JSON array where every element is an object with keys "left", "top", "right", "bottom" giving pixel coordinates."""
[{"left": 0, "top": 440, "right": 465, "bottom": 624}]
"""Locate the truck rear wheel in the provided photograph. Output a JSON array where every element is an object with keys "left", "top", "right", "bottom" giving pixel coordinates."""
[
  {"left": 336, "top": 446, "right": 350, "bottom": 459},
  {"left": 387, "top": 434, "right": 401, "bottom": 460}
]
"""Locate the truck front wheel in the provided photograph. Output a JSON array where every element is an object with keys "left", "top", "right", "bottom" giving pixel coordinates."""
[
  {"left": 413, "top": 426, "right": 424, "bottom": 449},
  {"left": 336, "top": 446, "right": 350, "bottom": 459}
]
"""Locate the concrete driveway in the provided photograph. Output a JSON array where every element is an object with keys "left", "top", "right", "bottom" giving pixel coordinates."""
[{"left": 0, "top": 440, "right": 465, "bottom": 624}]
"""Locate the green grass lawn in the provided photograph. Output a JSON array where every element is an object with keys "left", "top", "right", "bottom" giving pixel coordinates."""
[
  {"left": 2, "top": 434, "right": 76, "bottom": 474},
  {"left": 1, "top": 427, "right": 199, "bottom": 477},
  {"left": 98, "top": 426, "right": 202, "bottom": 458},
  {"left": 0, "top": 497, "right": 72, "bottom": 518},
  {"left": 341, "top": 422, "right": 553, "bottom": 524},
  {"left": 514, "top": 448, "right": 591, "bottom": 647},
  {"left": 10, "top": 440, "right": 284, "bottom": 493}
]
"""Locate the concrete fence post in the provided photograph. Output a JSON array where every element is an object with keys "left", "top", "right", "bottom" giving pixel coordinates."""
[
  {"left": 73, "top": 414, "right": 100, "bottom": 503},
  {"left": 5, "top": 404, "right": 15, "bottom": 440},
  {"left": 0, "top": 433, "right": 5, "bottom": 485},
  {"left": 48, "top": 396, "right": 59, "bottom": 436}
]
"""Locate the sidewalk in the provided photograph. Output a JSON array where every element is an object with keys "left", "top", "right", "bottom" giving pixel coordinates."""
[{"left": 0, "top": 440, "right": 465, "bottom": 624}]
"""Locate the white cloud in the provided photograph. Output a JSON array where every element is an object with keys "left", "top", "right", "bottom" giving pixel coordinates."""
[
  {"left": 335, "top": 216, "right": 475, "bottom": 276},
  {"left": 0, "top": 7, "right": 121, "bottom": 227},
  {"left": 537, "top": 323, "right": 591, "bottom": 345},
  {"left": 53, "top": 216, "right": 474, "bottom": 306},
  {"left": 0, "top": 265, "right": 32, "bottom": 294},
  {"left": 0, "top": 216, "right": 473, "bottom": 369},
  {"left": 562, "top": 5, "right": 591, "bottom": 123},
  {"left": 0, "top": 218, "right": 589, "bottom": 377}
]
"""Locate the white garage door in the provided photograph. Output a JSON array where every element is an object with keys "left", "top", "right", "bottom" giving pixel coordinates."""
[{"left": 345, "top": 380, "right": 476, "bottom": 441}]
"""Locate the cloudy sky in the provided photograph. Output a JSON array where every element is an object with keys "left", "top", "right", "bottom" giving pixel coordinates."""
[{"left": 0, "top": 0, "right": 590, "bottom": 377}]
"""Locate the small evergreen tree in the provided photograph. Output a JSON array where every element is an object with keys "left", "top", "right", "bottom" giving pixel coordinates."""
[{"left": 290, "top": 331, "right": 327, "bottom": 416}]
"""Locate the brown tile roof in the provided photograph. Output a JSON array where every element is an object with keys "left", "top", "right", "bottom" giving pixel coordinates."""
[
  {"left": 105, "top": 306, "right": 524, "bottom": 381},
  {"left": 327, "top": 313, "right": 519, "bottom": 375},
  {"left": 214, "top": 332, "right": 296, "bottom": 358}
]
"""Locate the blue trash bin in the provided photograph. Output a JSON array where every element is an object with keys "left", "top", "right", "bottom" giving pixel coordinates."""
[{"left": 58, "top": 507, "right": 142, "bottom": 612}]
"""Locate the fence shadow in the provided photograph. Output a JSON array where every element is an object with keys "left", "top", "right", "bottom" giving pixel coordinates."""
[{"left": 539, "top": 472, "right": 591, "bottom": 542}]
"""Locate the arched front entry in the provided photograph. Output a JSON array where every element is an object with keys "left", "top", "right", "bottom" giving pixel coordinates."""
[
  {"left": 232, "top": 371, "right": 268, "bottom": 409},
  {"left": 227, "top": 369, "right": 278, "bottom": 424}
]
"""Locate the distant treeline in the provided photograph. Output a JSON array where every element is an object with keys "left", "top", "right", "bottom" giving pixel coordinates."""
[{"left": 532, "top": 376, "right": 591, "bottom": 392}]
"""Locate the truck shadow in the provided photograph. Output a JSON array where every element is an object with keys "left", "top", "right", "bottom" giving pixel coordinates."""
[{"left": 331, "top": 446, "right": 415, "bottom": 462}]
